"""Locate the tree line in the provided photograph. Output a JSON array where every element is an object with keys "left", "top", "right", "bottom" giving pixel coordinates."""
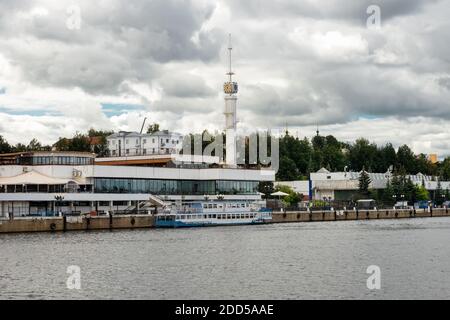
[
  {"left": 0, "top": 129, "right": 113, "bottom": 156},
  {"left": 0, "top": 126, "right": 448, "bottom": 182},
  {"left": 277, "top": 132, "right": 450, "bottom": 181}
]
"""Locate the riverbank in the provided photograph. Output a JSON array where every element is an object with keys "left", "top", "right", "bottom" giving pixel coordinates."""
[
  {"left": 1, "top": 207, "right": 449, "bottom": 234},
  {"left": 0, "top": 214, "right": 154, "bottom": 233}
]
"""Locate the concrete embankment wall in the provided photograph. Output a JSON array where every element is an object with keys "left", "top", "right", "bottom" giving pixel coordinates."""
[
  {"left": 271, "top": 208, "right": 450, "bottom": 223},
  {"left": 1, "top": 208, "right": 449, "bottom": 234},
  {"left": 0, "top": 215, "right": 155, "bottom": 234}
]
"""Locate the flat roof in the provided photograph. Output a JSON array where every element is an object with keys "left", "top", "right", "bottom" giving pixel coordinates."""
[{"left": 0, "top": 151, "right": 96, "bottom": 158}]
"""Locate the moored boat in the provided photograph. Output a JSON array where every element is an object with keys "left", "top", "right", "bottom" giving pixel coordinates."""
[{"left": 155, "top": 200, "right": 272, "bottom": 228}]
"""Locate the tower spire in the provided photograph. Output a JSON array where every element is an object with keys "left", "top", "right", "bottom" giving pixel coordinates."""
[
  {"left": 226, "top": 34, "right": 234, "bottom": 84},
  {"left": 223, "top": 34, "right": 238, "bottom": 166}
]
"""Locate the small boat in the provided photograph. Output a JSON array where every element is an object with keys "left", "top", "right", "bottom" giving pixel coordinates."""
[{"left": 155, "top": 200, "right": 272, "bottom": 228}]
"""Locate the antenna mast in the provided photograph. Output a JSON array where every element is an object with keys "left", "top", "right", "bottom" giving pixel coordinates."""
[{"left": 227, "top": 34, "right": 234, "bottom": 83}]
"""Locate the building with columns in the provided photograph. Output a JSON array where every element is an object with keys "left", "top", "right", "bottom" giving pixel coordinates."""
[{"left": 0, "top": 151, "right": 274, "bottom": 217}]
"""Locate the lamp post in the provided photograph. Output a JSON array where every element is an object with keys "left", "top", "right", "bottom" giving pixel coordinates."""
[
  {"left": 392, "top": 195, "right": 397, "bottom": 209},
  {"left": 54, "top": 195, "right": 64, "bottom": 217}
]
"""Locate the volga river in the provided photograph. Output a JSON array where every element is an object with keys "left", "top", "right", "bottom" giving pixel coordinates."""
[{"left": 1, "top": 217, "right": 450, "bottom": 300}]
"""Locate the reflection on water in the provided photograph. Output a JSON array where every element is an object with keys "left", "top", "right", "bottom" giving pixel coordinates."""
[{"left": 1, "top": 217, "right": 450, "bottom": 299}]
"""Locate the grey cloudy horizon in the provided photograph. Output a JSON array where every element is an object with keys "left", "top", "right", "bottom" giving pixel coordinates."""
[{"left": 0, "top": 0, "right": 449, "bottom": 157}]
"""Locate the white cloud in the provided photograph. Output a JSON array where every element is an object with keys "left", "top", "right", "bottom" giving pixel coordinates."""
[{"left": 0, "top": 0, "right": 448, "bottom": 159}]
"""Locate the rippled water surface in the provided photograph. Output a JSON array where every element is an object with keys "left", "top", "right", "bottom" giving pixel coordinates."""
[{"left": 1, "top": 217, "right": 450, "bottom": 299}]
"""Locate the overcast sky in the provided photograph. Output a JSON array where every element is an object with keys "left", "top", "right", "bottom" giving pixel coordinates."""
[{"left": 0, "top": 0, "right": 449, "bottom": 157}]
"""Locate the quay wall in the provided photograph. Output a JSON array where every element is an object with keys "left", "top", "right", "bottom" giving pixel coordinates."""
[
  {"left": 271, "top": 208, "right": 449, "bottom": 223},
  {"left": 1, "top": 208, "right": 449, "bottom": 234},
  {"left": 0, "top": 215, "right": 155, "bottom": 234}
]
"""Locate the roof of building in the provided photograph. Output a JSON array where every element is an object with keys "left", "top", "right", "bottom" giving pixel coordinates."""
[
  {"left": 0, "top": 171, "right": 78, "bottom": 185},
  {"left": 0, "top": 151, "right": 95, "bottom": 158},
  {"left": 107, "top": 130, "right": 182, "bottom": 139},
  {"left": 89, "top": 136, "right": 103, "bottom": 145}
]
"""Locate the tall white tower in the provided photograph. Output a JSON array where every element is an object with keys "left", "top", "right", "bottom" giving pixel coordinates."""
[{"left": 223, "top": 34, "right": 238, "bottom": 166}]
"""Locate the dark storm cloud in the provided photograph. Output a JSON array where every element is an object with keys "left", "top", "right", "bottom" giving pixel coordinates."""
[
  {"left": 228, "top": 0, "right": 437, "bottom": 23},
  {"left": 0, "top": 0, "right": 223, "bottom": 95},
  {"left": 0, "top": 0, "right": 449, "bottom": 156}
]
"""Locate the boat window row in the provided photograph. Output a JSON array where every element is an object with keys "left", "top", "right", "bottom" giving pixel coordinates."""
[
  {"left": 177, "top": 213, "right": 257, "bottom": 220},
  {"left": 94, "top": 178, "right": 259, "bottom": 195},
  {"left": 202, "top": 203, "right": 250, "bottom": 209}
]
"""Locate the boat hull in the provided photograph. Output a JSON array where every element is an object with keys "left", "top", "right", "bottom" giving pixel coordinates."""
[{"left": 155, "top": 218, "right": 271, "bottom": 228}]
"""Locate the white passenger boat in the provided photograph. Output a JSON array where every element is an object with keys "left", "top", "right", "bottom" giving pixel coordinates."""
[{"left": 155, "top": 200, "right": 272, "bottom": 228}]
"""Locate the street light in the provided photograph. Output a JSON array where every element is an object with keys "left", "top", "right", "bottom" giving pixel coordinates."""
[{"left": 54, "top": 195, "right": 64, "bottom": 216}]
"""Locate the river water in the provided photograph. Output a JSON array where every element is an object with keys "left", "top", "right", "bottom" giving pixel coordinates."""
[{"left": 1, "top": 217, "right": 450, "bottom": 300}]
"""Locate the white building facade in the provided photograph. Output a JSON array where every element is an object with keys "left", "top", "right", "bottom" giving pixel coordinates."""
[
  {"left": 277, "top": 168, "right": 450, "bottom": 201},
  {"left": 107, "top": 130, "right": 183, "bottom": 157},
  {"left": 0, "top": 151, "right": 275, "bottom": 217}
]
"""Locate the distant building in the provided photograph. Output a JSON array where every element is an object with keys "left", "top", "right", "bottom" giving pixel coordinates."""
[
  {"left": 106, "top": 130, "right": 183, "bottom": 157},
  {"left": 428, "top": 154, "right": 438, "bottom": 164},
  {"left": 89, "top": 136, "right": 103, "bottom": 152},
  {"left": 274, "top": 180, "right": 310, "bottom": 200},
  {"left": 277, "top": 167, "right": 450, "bottom": 201}
]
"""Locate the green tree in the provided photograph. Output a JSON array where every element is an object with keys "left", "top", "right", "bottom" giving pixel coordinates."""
[
  {"left": 383, "top": 180, "right": 395, "bottom": 205},
  {"left": 0, "top": 135, "right": 12, "bottom": 153},
  {"left": 376, "top": 143, "right": 396, "bottom": 172},
  {"left": 358, "top": 169, "right": 371, "bottom": 196},
  {"left": 440, "top": 157, "right": 450, "bottom": 180},
  {"left": 274, "top": 185, "right": 300, "bottom": 207},
  {"left": 147, "top": 123, "right": 160, "bottom": 134},
  {"left": 53, "top": 132, "right": 91, "bottom": 152},
  {"left": 415, "top": 153, "right": 436, "bottom": 176},
  {"left": 415, "top": 185, "right": 429, "bottom": 201},
  {"left": 258, "top": 181, "right": 274, "bottom": 198},
  {"left": 87, "top": 128, "right": 114, "bottom": 156},
  {"left": 435, "top": 179, "right": 445, "bottom": 205},
  {"left": 397, "top": 145, "right": 416, "bottom": 173},
  {"left": 348, "top": 138, "right": 378, "bottom": 171},
  {"left": 276, "top": 156, "right": 298, "bottom": 181}
]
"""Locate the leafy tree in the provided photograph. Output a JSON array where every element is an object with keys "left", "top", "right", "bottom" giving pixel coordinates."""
[
  {"left": 258, "top": 181, "right": 274, "bottom": 198},
  {"left": 53, "top": 132, "right": 90, "bottom": 152},
  {"left": 415, "top": 185, "right": 429, "bottom": 201},
  {"left": 348, "top": 138, "right": 378, "bottom": 171},
  {"left": 376, "top": 143, "right": 396, "bottom": 172},
  {"left": 440, "top": 157, "right": 450, "bottom": 180},
  {"left": 276, "top": 156, "right": 298, "bottom": 181},
  {"left": 0, "top": 135, "right": 12, "bottom": 153},
  {"left": 14, "top": 143, "right": 27, "bottom": 152},
  {"left": 397, "top": 145, "right": 416, "bottom": 173},
  {"left": 274, "top": 184, "right": 300, "bottom": 207},
  {"left": 147, "top": 123, "right": 160, "bottom": 134},
  {"left": 87, "top": 129, "right": 114, "bottom": 156},
  {"left": 415, "top": 153, "right": 436, "bottom": 176}
]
